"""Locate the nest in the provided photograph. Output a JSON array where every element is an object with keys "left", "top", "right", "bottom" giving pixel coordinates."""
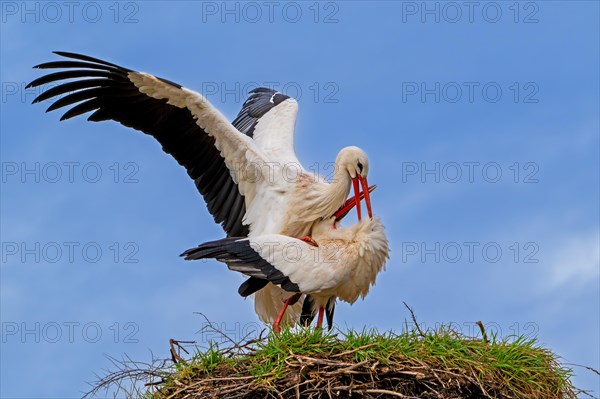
[
  {"left": 156, "top": 351, "right": 561, "bottom": 399},
  {"left": 150, "top": 329, "right": 579, "bottom": 399},
  {"left": 87, "top": 313, "right": 587, "bottom": 399}
]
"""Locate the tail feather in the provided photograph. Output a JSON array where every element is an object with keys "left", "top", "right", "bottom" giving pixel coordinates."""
[
  {"left": 182, "top": 237, "right": 300, "bottom": 294},
  {"left": 180, "top": 237, "right": 241, "bottom": 260},
  {"left": 300, "top": 295, "right": 316, "bottom": 326},
  {"left": 300, "top": 295, "right": 336, "bottom": 330},
  {"left": 325, "top": 298, "right": 336, "bottom": 330}
]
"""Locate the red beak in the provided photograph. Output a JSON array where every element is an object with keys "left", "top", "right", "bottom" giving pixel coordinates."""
[
  {"left": 352, "top": 177, "right": 362, "bottom": 221},
  {"left": 359, "top": 175, "right": 373, "bottom": 219},
  {"left": 334, "top": 184, "right": 376, "bottom": 222}
]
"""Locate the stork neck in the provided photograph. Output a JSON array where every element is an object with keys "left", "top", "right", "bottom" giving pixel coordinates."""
[{"left": 327, "top": 163, "right": 352, "bottom": 211}]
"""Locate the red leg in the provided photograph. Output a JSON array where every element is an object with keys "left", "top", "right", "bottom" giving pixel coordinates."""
[
  {"left": 316, "top": 307, "right": 325, "bottom": 328},
  {"left": 273, "top": 293, "right": 302, "bottom": 333}
]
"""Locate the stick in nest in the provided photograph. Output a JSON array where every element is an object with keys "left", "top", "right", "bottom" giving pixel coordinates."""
[
  {"left": 403, "top": 302, "right": 426, "bottom": 337},
  {"left": 170, "top": 339, "right": 195, "bottom": 363}
]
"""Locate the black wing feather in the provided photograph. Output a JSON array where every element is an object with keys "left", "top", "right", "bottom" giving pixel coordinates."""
[
  {"left": 29, "top": 52, "right": 249, "bottom": 237},
  {"left": 52, "top": 51, "right": 127, "bottom": 68},
  {"left": 231, "top": 87, "right": 290, "bottom": 137},
  {"left": 27, "top": 70, "right": 116, "bottom": 88},
  {"left": 33, "top": 60, "right": 123, "bottom": 74},
  {"left": 238, "top": 277, "right": 269, "bottom": 297},
  {"left": 46, "top": 87, "right": 115, "bottom": 112},
  {"left": 34, "top": 79, "right": 125, "bottom": 103}
]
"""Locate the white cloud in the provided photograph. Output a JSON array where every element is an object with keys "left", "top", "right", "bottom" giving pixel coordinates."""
[{"left": 546, "top": 230, "right": 600, "bottom": 289}]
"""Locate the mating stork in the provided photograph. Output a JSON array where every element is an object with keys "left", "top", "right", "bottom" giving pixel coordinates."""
[
  {"left": 182, "top": 216, "right": 390, "bottom": 330},
  {"left": 28, "top": 52, "right": 374, "bottom": 327}
]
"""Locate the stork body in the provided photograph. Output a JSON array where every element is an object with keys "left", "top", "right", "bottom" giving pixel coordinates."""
[
  {"left": 28, "top": 52, "right": 374, "bottom": 327},
  {"left": 182, "top": 216, "right": 390, "bottom": 328}
]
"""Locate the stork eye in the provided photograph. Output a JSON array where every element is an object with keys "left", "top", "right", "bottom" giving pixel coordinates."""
[{"left": 357, "top": 161, "right": 364, "bottom": 173}]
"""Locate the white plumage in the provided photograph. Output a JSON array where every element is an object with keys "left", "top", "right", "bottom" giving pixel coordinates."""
[
  {"left": 182, "top": 216, "right": 390, "bottom": 328},
  {"left": 29, "top": 52, "right": 376, "bottom": 329}
]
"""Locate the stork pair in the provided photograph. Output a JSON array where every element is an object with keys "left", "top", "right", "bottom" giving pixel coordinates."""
[{"left": 28, "top": 52, "right": 390, "bottom": 331}]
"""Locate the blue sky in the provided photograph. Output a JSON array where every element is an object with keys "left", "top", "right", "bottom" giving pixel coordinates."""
[{"left": 1, "top": 1, "right": 598, "bottom": 397}]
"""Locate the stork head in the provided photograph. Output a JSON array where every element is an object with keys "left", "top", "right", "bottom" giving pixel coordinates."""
[
  {"left": 336, "top": 146, "right": 373, "bottom": 220},
  {"left": 337, "top": 146, "right": 369, "bottom": 179}
]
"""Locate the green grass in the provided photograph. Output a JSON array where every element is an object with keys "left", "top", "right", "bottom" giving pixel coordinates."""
[{"left": 149, "top": 326, "right": 580, "bottom": 399}]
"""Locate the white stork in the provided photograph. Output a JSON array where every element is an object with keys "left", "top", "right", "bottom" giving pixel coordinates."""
[
  {"left": 28, "top": 52, "right": 374, "bottom": 327},
  {"left": 181, "top": 216, "right": 390, "bottom": 330}
]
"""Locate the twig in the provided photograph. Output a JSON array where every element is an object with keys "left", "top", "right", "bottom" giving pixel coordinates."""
[
  {"left": 363, "top": 388, "right": 419, "bottom": 398},
  {"left": 169, "top": 339, "right": 195, "bottom": 364},
  {"left": 331, "top": 343, "right": 377, "bottom": 358},
  {"left": 564, "top": 363, "right": 600, "bottom": 377},
  {"left": 403, "top": 302, "right": 426, "bottom": 337}
]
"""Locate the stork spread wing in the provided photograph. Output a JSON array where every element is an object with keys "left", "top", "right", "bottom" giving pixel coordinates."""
[{"left": 28, "top": 52, "right": 298, "bottom": 236}]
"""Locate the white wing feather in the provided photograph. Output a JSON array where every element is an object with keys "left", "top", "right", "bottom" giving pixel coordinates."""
[
  {"left": 251, "top": 98, "right": 301, "bottom": 167},
  {"left": 128, "top": 72, "right": 290, "bottom": 215}
]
